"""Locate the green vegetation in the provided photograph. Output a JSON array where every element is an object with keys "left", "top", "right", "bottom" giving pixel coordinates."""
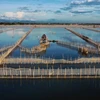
[{"left": 0, "top": 22, "right": 100, "bottom": 25}]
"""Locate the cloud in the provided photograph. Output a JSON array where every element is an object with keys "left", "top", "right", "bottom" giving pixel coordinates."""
[
  {"left": 54, "top": 10, "right": 62, "bottom": 14},
  {"left": 0, "top": 0, "right": 99, "bottom": 23},
  {"left": 71, "top": 0, "right": 86, "bottom": 5},
  {"left": 59, "top": 0, "right": 100, "bottom": 16},
  {"left": 71, "top": 10, "right": 93, "bottom": 14},
  {"left": 0, "top": 10, "right": 47, "bottom": 21},
  {"left": 18, "top": 7, "right": 30, "bottom": 11},
  {"left": 5, "top": 12, "right": 14, "bottom": 18},
  {"left": 16, "top": 12, "right": 24, "bottom": 18},
  {"left": 60, "top": 0, "right": 100, "bottom": 13},
  {"left": 69, "top": 5, "right": 95, "bottom": 14},
  {"left": 33, "top": 10, "right": 41, "bottom": 12},
  {"left": 94, "top": 9, "right": 100, "bottom": 14},
  {"left": 71, "top": 0, "right": 100, "bottom": 5},
  {"left": 45, "top": 10, "right": 53, "bottom": 12},
  {"left": 31, "top": 10, "right": 53, "bottom": 13},
  {"left": 4, "top": 12, "right": 24, "bottom": 19},
  {"left": 60, "top": 6, "right": 72, "bottom": 11}
]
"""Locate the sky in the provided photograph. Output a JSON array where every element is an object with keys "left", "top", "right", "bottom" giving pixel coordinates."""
[{"left": 0, "top": 0, "right": 100, "bottom": 23}]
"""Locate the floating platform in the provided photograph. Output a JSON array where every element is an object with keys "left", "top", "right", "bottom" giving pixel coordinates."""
[{"left": 21, "top": 42, "right": 50, "bottom": 54}]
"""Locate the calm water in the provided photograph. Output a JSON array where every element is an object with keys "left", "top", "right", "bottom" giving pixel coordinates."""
[
  {"left": 0, "top": 27, "right": 100, "bottom": 59},
  {"left": 0, "top": 27, "right": 100, "bottom": 100},
  {"left": 72, "top": 28, "right": 100, "bottom": 42},
  {"left": 0, "top": 79, "right": 100, "bottom": 100},
  {"left": 96, "top": 28, "right": 100, "bottom": 31}
]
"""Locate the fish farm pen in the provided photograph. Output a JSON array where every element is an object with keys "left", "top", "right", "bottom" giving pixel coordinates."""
[
  {"left": 0, "top": 65, "right": 100, "bottom": 78},
  {"left": 0, "top": 25, "right": 100, "bottom": 78}
]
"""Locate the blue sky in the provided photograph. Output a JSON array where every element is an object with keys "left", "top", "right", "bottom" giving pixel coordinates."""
[{"left": 0, "top": 0, "right": 100, "bottom": 23}]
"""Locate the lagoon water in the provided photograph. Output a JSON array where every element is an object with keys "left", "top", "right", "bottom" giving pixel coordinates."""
[
  {"left": 0, "top": 27, "right": 100, "bottom": 99},
  {"left": 0, "top": 79, "right": 100, "bottom": 99},
  {"left": 0, "top": 27, "right": 100, "bottom": 59}
]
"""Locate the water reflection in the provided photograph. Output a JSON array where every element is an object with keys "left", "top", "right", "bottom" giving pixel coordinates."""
[
  {"left": 72, "top": 28, "right": 100, "bottom": 42},
  {"left": 21, "top": 49, "right": 47, "bottom": 57},
  {"left": 0, "top": 27, "right": 100, "bottom": 59},
  {"left": 0, "top": 79, "right": 100, "bottom": 99}
]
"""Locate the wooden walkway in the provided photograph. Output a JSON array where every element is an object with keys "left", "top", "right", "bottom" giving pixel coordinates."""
[
  {"left": 0, "top": 45, "right": 13, "bottom": 53},
  {"left": 0, "top": 28, "right": 33, "bottom": 64},
  {"left": 66, "top": 28, "right": 100, "bottom": 49},
  {"left": 2, "top": 57, "right": 100, "bottom": 64},
  {"left": 20, "top": 42, "right": 49, "bottom": 54},
  {"left": 82, "top": 27, "right": 100, "bottom": 33},
  {"left": 19, "top": 39, "right": 99, "bottom": 55},
  {"left": 57, "top": 41, "right": 99, "bottom": 55},
  {"left": 0, "top": 67, "right": 100, "bottom": 78}
]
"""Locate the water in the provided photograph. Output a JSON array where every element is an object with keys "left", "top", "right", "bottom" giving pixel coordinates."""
[
  {"left": 0, "top": 28, "right": 30, "bottom": 46},
  {"left": 72, "top": 28, "right": 100, "bottom": 42},
  {"left": 96, "top": 28, "right": 100, "bottom": 31},
  {"left": 0, "top": 79, "right": 100, "bottom": 100},
  {"left": 0, "top": 27, "right": 100, "bottom": 100},
  {"left": 21, "top": 28, "right": 81, "bottom": 59},
  {"left": 1, "top": 27, "right": 100, "bottom": 59}
]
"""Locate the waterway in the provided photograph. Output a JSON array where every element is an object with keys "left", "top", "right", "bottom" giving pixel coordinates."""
[
  {"left": 0, "top": 79, "right": 100, "bottom": 100},
  {"left": 72, "top": 28, "right": 100, "bottom": 42},
  {"left": 0, "top": 27, "right": 100, "bottom": 99},
  {"left": 0, "top": 27, "right": 100, "bottom": 59}
]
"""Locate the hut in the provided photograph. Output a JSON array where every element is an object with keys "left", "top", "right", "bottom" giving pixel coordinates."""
[{"left": 40, "top": 34, "right": 48, "bottom": 44}]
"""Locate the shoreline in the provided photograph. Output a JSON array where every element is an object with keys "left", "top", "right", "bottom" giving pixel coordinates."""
[{"left": 0, "top": 24, "right": 100, "bottom": 28}]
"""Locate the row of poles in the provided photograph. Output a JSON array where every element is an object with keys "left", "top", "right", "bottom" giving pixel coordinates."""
[
  {"left": 2, "top": 57, "right": 100, "bottom": 64},
  {"left": 0, "top": 66, "right": 100, "bottom": 78}
]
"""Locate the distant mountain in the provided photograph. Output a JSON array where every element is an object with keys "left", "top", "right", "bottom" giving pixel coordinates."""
[
  {"left": 0, "top": 19, "right": 36, "bottom": 23},
  {"left": 0, "top": 19, "right": 100, "bottom": 24},
  {"left": 0, "top": 18, "right": 71, "bottom": 23}
]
